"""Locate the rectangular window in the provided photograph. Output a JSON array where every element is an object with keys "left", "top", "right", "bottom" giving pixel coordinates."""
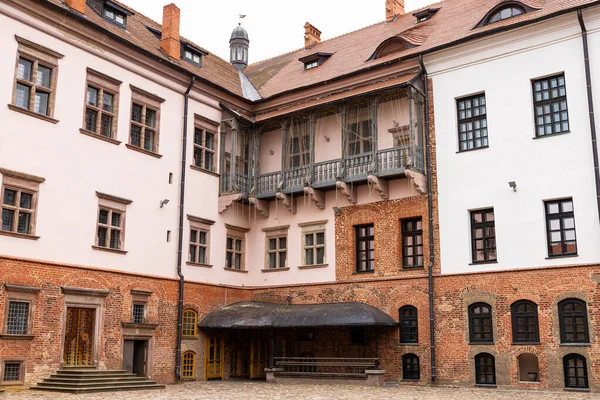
[
  {"left": 533, "top": 73, "right": 569, "bottom": 137},
  {"left": 193, "top": 127, "right": 216, "bottom": 172},
  {"left": 5, "top": 301, "right": 29, "bottom": 335},
  {"left": 226, "top": 237, "right": 244, "bottom": 270},
  {"left": 402, "top": 218, "right": 423, "bottom": 269},
  {"left": 132, "top": 303, "right": 145, "bottom": 324},
  {"left": 545, "top": 198, "right": 577, "bottom": 257},
  {"left": 0, "top": 168, "right": 44, "bottom": 238},
  {"left": 266, "top": 236, "right": 287, "bottom": 269},
  {"left": 1, "top": 362, "right": 23, "bottom": 384},
  {"left": 82, "top": 69, "right": 121, "bottom": 140},
  {"left": 187, "top": 215, "right": 214, "bottom": 266},
  {"left": 288, "top": 122, "right": 311, "bottom": 168},
  {"left": 94, "top": 192, "right": 131, "bottom": 253},
  {"left": 128, "top": 86, "right": 164, "bottom": 155},
  {"left": 355, "top": 224, "right": 375, "bottom": 272},
  {"left": 470, "top": 209, "right": 497, "bottom": 263},
  {"left": 11, "top": 37, "right": 63, "bottom": 120},
  {"left": 348, "top": 120, "right": 372, "bottom": 156},
  {"left": 457, "top": 93, "right": 488, "bottom": 151},
  {"left": 304, "top": 231, "right": 325, "bottom": 265},
  {"left": 103, "top": 5, "right": 127, "bottom": 27}
]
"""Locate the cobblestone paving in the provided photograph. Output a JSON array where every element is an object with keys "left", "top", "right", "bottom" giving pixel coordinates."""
[{"left": 4, "top": 382, "right": 600, "bottom": 400}]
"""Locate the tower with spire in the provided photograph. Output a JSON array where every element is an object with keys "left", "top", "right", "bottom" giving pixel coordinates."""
[{"left": 229, "top": 21, "right": 249, "bottom": 70}]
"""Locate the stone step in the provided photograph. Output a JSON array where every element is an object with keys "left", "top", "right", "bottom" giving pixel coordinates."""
[
  {"left": 37, "top": 380, "right": 158, "bottom": 388},
  {"left": 56, "top": 369, "right": 128, "bottom": 375},
  {"left": 31, "top": 383, "right": 166, "bottom": 393},
  {"left": 46, "top": 376, "right": 147, "bottom": 383},
  {"left": 50, "top": 372, "right": 139, "bottom": 380}
]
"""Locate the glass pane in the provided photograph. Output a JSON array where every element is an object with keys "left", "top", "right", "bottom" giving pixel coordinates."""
[
  {"left": 269, "top": 253, "right": 276, "bottom": 268},
  {"left": 279, "top": 237, "right": 287, "bottom": 249},
  {"left": 102, "top": 92, "right": 114, "bottom": 112},
  {"left": 145, "top": 109, "right": 156, "bottom": 128},
  {"left": 19, "top": 193, "right": 32, "bottom": 209},
  {"left": 199, "top": 231, "right": 207, "bottom": 245},
  {"left": 227, "top": 237, "right": 233, "bottom": 249},
  {"left": 131, "top": 104, "right": 143, "bottom": 123},
  {"left": 111, "top": 212, "right": 121, "bottom": 227},
  {"left": 204, "top": 152, "right": 213, "bottom": 171},
  {"left": 34, "top": 91, "right": 49, "bottom": 115},
  {"left": 17, "top": 58, "right": 33, "bottom": 81},
  {"left": 269, "top": 238, "right": 277, "bottom": 250},
  {"left": 279, "top": 251, "right": 286, "bottom": 268},
  {"left": 205, "top": 132, "right": 214, "bottom": 150},
  {"left": 115, "top": 13, "right": 125, "bottom": 25},
  {"left": 316, "top": 232, "right": 325, "bottom": 245},
  {"left": 17, "top": 212, "right": 31, "bottom": 234},
  {"left": 199, "top": 247, "right": 206, "bottom": 264},
  {"left": 562, "top": 201, "right": 573, "bottom": 213},
  {"left": 2, "top": 209, "right": 14, "bottom": 231},
  {"left": 144, "top": 130, "right": 155, "bottom": 151},
  {"left": 235, "top": 239, "right": 242, "bottom": 252},
  {"left": 87, "top": 86, "right": 99, "bottom": 106},
  {"left": 16, "top": 83, "right": 31, "bottom": 109},
  {"left": 3, "top": 189, "right": 16, "bottom": 206},
  {"left": 189, "top": 245, "right": 197, "bottom": 263},
  {"left": 98, "top": 209, "right": 109, "bottom": 224},
  {"left": 547, "top": 203, "right": 559, "bottom": 214},
  {"left": 190, "top": 230, "right": 198, "bottom": 243},
  {"left": 110, "top": 230, "right": 120, "bottom": 249},
  {"left": 36, "top": 65, "right": 51, "bottom": 88},
  {"left": 97, "top": 226, "right": 107, "bottom": 247},
  {"left": 305, "top": 248, "right": 314, "bottom": 265},
  {"left": 101, "top": 114, "right": 113, "bottom": 137}
]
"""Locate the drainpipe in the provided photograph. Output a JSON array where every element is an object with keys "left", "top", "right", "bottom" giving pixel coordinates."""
[
  {"left": 418, "top": 55, "right": 436, "bottom": 383},
  {"left": 577, "top": 10, "right": 600, "bottom": 224},
  {"left": 175, "top": 75, "right": 196, "bottom": 380}
]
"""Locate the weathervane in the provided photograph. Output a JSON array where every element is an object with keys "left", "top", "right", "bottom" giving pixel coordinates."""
[{"left": 237, "top": 13, "right": 246, "bottom": 25}]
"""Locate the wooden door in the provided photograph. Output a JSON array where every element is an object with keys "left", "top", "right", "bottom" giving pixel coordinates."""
[
  {"left": 204, "top": 337, "right": 224, "bottom": 380},
  {"left": 249, "top": 340, "right": 267, "bottom": 379},
  {"left": 63, "top": 307, "right": 95, "bottom": 366}
]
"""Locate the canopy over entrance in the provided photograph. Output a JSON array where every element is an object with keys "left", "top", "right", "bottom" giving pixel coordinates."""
[{"left": 198, "top": 301, "right": 397, "bottom": 329}]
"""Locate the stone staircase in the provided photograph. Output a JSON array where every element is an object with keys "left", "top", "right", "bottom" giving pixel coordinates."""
[{"left": 31, "top": 369, "right": 165, "bottom": 393}]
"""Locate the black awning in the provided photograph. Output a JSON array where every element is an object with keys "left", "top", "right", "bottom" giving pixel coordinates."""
[{"left": 198, "top": 301, "right": 397, "bottom": 329}]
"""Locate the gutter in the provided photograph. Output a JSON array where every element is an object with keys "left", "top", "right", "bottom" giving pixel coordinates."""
[
  {"left": 175, "top": 75, "right": 196, "bottom": 380},
  {"left": 577, "top": 10, "right": 600, "bottom": 224},
  {"left": 418, "top": 55, "right": 436, "bottom": 383}
]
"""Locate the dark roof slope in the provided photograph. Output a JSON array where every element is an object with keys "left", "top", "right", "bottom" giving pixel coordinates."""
[{"left": 245, "top": 0, "right": 597, "bottom": 99}]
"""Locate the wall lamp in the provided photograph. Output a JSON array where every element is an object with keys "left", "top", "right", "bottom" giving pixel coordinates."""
[
  {"left": 160, "top": 199, "right": 170, "bottom": 208},
  {"left": 508, "top": 181, "right": 517, "bottom": 192}
]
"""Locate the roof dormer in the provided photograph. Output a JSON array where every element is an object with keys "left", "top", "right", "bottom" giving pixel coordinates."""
[
  {"left": 181, "top": 41, "right": 208, "bottom": 67},
  {"left": 87, "top": 0, "right": 133, "bottom": 29},
  {"left": 412, "top": 8, "right": 440, "bottom": 23},
  {"left": 299, "top": 52, "right": 332, "bottom": 70},
  {"left": 475, "top": 1, "right": 537, "bottom": 28},
  {"left": 368, "top": 37, "right": 414, "bottom": 61}
]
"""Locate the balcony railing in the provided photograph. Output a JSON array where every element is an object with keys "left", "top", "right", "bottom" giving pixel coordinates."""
[
  {"left": 313, "top": 159, "right": 342, "bottom": 187},
  {"left": 256, "top": 171, "right": 281, "bottom": 197},
  {"left": 221, "top": 173, "right": 250, "bottom": 194},
  {"left": 345, "top": 153, "right": 373, "bottom": 180},
  {"left": 283, "top": 166, "right": 311, "bottom": 192}
]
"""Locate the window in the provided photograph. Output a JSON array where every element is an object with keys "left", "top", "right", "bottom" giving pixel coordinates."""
[
  {"left": 11, "top": 37, "right": 63, "bottom": 121},
  {"left": 287, "top": 118, "right": 310, "bottom": 168},
  {"left": 402, "top": 354, "right": 420, "bottom": 381},
  {"left": 488, "top": 6, "right": 524, "bottom": 24},
  {"left": 469, "top": 303, "right": 493, "bottom": 343},
  {"left": 302, "top": 225, "right": 326, "bottom": 266},
  {"left": 558, "top": 299, "right": 589, "bottom": 344},
  {"left": 299, "top": 52, "right": 332, "bottom": 70},
  {"left": 266, "top": 236, "right": 287, "bottom": 269},
  {"left": 82, "top": 69, "right": 121, "bottom": 141},
  {"left": 457, "top": 94, "right": 487, "bottom": 151},
  {"left": 182, "top": 309, "right": 198, "bottom": 338},
  {"left": 475, "top": 353, "right": 496, "bottom": 385},
  {"left": 128, "top": 86, "right": 164, "bottom": 155},
  {"left": 401, "top": 218, "right": 423, "bottom": 269},
  {"left": 182, "top": 351, "right": 196, "bottom": 379},
  {"left": 193, "top": 127, "right": 216, "bottom": 172},
  {"left": 0, "top": 168, "right": 44, "bottom": 238},
  {"left": 225, "top": 226, "right": 247, "bottom": 270},
  {"left": 511, "top": 300, "right": 539, "bottom": 343},
  {"left": 305, "top": 60, "right": 318, "bottom": 70},
  {"left": 563, "top": 354, "right": 588, "bottom": 389},
  {"left": 184, "top": 50, "right": 202, "bottom": 65},
  {"left": 103, "top": 5, "right": 127, "bottom": 27},
  {"left": 348, "top": 120, "right": 373, "bottom": 156},
  {"left": 399, "top": 306, "right": 418, "bottom": 344},
  {"left": 94, "top": 192, "right": 131, "bottom": 253},
  {"left": 545, "top": 198, "right": 577, "bottom": 257},
  {"left": 355, "top": 224, "right": 375, "bottom": 272},
  {"left": 187, "top": 215, "right": 214, "bottom": 266},
  {"left": 2, "top": 284, "right": 39, "bottom": 338},
  {"left": 350, "top": 327, "right": 368, "bottom": 345},
  {"left": 533, "top": 74, "right": 569, "bottom": 137},
  {"left": 470, "top": 209, "right": 496, "bottom": 263},
  {"left": 132, "top": 303, "right": 146, "bottom": 324},
  {"left": 0, "top": 361, "right": 24, "bottom": 385}
]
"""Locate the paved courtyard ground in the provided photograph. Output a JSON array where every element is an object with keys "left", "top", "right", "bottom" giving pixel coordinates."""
[{"left": 3, "top": 381, "right": 600, "bottom": 400}]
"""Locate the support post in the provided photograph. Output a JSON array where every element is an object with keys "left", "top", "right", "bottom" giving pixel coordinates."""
[
  {"left": 230, "top": 121, "right": 239, "bottom": 192},
  {"left": 368, "top": 97, "right": 380, "bottom": 174},
  {"left": 339, "top": 105, "right": 348, "bottom": 179}
]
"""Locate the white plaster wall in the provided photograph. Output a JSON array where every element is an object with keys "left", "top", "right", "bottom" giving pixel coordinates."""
[
  {"left": 427, "top": 10, "right": 600, "bottom": 275},
  {"left": 314, "top": 115, "right": 341, "bottom": 163},
  {"left": 259, "top": 129, "right": 282, "bottom": 174}
]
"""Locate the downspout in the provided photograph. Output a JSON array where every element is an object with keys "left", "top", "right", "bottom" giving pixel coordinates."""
[
  {"left": 175, "top": 75, "right": 196, "bottom": 380},
  {"left": 577, "top": 10, "right": 600, "bottom": 224},
  {"left": 418, "top": 55, "right": 436, "bottom": 383}
]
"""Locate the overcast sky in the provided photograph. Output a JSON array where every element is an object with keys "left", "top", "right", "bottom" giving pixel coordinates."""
[{"left": 125, "top": 0, "right": 434, "bottom": 64}]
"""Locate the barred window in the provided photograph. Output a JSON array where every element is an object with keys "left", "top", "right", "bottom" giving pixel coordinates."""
[
  {"left": 469, "top": 303, "right": 493, "bottom": 343},
  {"left": 457, "top": 94, "right": 487, "bottom": 151},
  {"left": 401, "top": 218, "right": 423, "bottom": 269},
  {"left": 182, "top": 309, "right": 198, "bottom": 338},
  {"left": 132, "top": 303, "right": 145, "bottom": 324},
  {"left": 6, "top": 301, "right": 29, "bottom": 335},
  {"left": 193, "top": 127, "right": 216, "bottom": 172},
  {"left": 559, "top": 299, "right": 589, "bottom": 344},
  {"left": 2, "top": 362, "right": 22, "bottom": 383},
  {"left": 533, "top": 74, "right": 569, "bottom": 137},
  {"left": 266, "top": 236, "right": 287, "bottom": 269},
  {"left": 511, "top": 300, "right": 539, "bottom": 343},
  {"left": 563, "top": 354, "right": 588, "bottom": 389},
  {"left": 470, "top": 209, "right": 497, "bottom": 263},
  {"left": 545, "top": 198, "right": 577, "bottom": 257},
  {"left": 182, "top": 351, "right": 196, "bottom": 379},
  {"left": 399, "top": 306, "right": 418, "bottom": 344},
  {"left": 475, "top": 353, "right": 496, "bottom": 385},
  {"left": 355, "top": 224, "right": 375, "bottom": 272},
  {"left": 402, "top": 354, "right": 420, "bottom": 381}
]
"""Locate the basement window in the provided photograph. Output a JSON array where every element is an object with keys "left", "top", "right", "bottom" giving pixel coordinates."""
[{"left": 299, "top": 52, "right": 332, "bottom": 70}]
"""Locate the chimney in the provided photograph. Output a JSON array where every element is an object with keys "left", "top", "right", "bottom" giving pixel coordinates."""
[
  {"left": 304, "top": 22, "right": 321, "bottom": 49},
  {"left": 160, "top": 4, "right": 181, "bottom": 60},
  {"left": 65, "top": 0, "right": 86, "bottom": 14},
  {"left": 386, "top": 0, "right": 405, "bottom": 21}
]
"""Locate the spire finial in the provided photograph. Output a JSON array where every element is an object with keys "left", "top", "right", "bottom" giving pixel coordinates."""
[{"left": 237, "top": 13, "right": 246, "bottom": 25}]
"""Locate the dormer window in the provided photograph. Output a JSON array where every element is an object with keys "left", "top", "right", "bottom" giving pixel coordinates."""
[
  {"left": 368, "top": 37, "right": 413, "bottom": 61},
  {"left": 299, "top": 52, "right": 332, "bottom": 71},
  {"left": 87, "top": 0, "right": 133, "bottom": 29},
  {"left": 180, "top": 41, "right": 208, "bottom": 67},
  {"left": 476, "top": 2, "right": 535, "bottom": 28},
  {"left": 104, "top": 6, "right": 126, "bottom": 27},
  {"left": 412, "top": 8, "right": 440, "bottom": 23}
]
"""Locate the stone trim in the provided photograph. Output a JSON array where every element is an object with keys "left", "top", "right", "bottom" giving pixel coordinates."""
[
  {"left": 15, "top": 36, "right": 64, "bottom": 61},
  {"left": 129, "top": 85, "right": 166, "bottom": 107},
  {"left": 82, "top": 68, "right": 121, "bottom": 141},
  {"left": 7, "top": 104, "right": 59, "bottom": 123},
  {"left": 262, "top": 225, "right": 290, "bottom": 234},
  {"left": 131, "top": 289, "right": 153, "bottom": 297},
  {"left": 1, "top": 169, "right": 44, "bottom": 237},
  {"left": 95, "top": 191, "right": 133, "bottom": 205},
  {"left": 187, "top": 215, "right": 215, "bottom": 226},
  {"left": 2, "top": 285, "right": 37, "bottom": 338},
  {"left": 225, "top": 224, "right": 250, "bottom": 233},
  {"left": 125, "top": 144, "right": 163, "bottom": 158},
  {"left": 4, "top": 284, "right": 41, "bottom": 293},
  {"left": 60, "top": 286, "right": 110, "bottom": 297},
  {"left": 297, "top": 219, "right": 328, "bottom": 227},
  {"left": 0, "top": 358, "right": 26, "bottom": 386},
  {"left": 194, "top": 113, "right": 220, "bottom": 130},
  {"left": 79, "top": 128, "right": 122, "bottom": 145},
  {"left": 0, "top": 169, "right": 45, "bottom": 185}
]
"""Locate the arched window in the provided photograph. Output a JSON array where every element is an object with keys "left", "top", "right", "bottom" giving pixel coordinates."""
[
  {"left": 402, "top": 353, "right": 420, "bottom": 381},
  {"left": 399, "top": 306, "right": 418, "bottom": 344},
  {"left": 511, "top": 300, "right": 539, "bottom": 343},
  {"left": 469, "top": 303, "right": 493, "bottom": 343},
  {"left": 487, "top": 6, "right": 524, "bottom": 24},
  {"left": 182, "top": 351, "right": 196, "bottom": 379},
  {"left": 558, "top": 299, "right": 589, "bottom": 343},
  {"left": 182, "top": 309, "right": 198, "bottom": 338},
  {"left": 563, "top": 354, "right": 588, "bottom": 389},
  {"left": 475, "top": 353, "right": 496, "bottom": 385}
]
